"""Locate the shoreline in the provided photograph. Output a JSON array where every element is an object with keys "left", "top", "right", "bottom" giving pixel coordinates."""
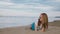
[
  {"left": 0, "top": 20, "right": 60, "bottom": 34},
  {"left": 49, "top": 20, "right": 60, "bottom": 27},
  {"left": 0, "top": 20, "right": 60, "bottom": 29}
]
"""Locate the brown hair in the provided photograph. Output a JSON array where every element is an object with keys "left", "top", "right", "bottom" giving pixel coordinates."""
[{"left": 38, "top": 13, "right": 48, "bottom": 29}]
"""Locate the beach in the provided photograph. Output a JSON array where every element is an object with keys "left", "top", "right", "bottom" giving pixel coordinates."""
[
  {"left": 0, "top": 20, "right": 60, "bottom": 34},
  {"left": 0, "top": 0, "right": 60, "bottom": 34}
]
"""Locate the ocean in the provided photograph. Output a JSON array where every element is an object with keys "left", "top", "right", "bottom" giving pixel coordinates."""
[{"left": 0, "top": 16, "right": 60, "bottom": 28}]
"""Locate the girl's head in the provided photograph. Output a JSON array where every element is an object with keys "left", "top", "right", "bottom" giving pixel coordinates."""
[
  {"left": 37, "top": 13, "right": 48, "bottom": 32},
  {"left": 40, "top": 13, "right": 48, "bottom": 23}
]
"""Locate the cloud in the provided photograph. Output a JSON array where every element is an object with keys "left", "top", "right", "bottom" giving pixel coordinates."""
[
  {"left": 0, "top": 1, "right": 14, "bottom": 6},
  {"left": 0, "top": 9, "right": 39, "bottom": 17},
  {"left": 52, "top": 7, "right": 60, "bottom": 11},
  {"left": 0, "top": 0, "right": 53, "bottom": 10},
  {"left": 37, "top": 0, "right": 60, "bottom": 12},
  {"left": 8, "top": 4, "right": 52, "bottom": 10},
  {"left": 55, "top": 0, "right": 60, "bottom": 2},
  {"left": 0, "top": 3, "right": 53, "bottom": 16},
  {"left": 43, "top": 0, "right": 60, "bottom": 2},
  {"left": 0, "top": 0, "right": 11, "bottom": 2},
  {"left": 0, "top": 0, "right": 60, "bottom": 17}
]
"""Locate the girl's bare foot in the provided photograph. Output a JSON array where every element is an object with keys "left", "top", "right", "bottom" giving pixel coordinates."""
[{"left": 41, "top": 28, "right": 45, "bottom": 32}]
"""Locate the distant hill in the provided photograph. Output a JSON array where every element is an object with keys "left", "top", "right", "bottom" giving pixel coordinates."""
[{"left": 55, "top": 16, "right": 60, "bottom": 18}]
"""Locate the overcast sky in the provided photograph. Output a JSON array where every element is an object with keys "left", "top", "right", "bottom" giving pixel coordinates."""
[{"left": 0, "top": 0, "right": 60, "bottom": 17}]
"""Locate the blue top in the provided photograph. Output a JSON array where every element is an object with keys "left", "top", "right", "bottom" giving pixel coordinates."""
[{"left": 31, "top": 22, "right": 35, "bottom": 30}]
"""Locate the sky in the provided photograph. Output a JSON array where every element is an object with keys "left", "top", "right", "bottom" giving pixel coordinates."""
[{"left": 0, "top": 0, "right": 60, "bottom": 17}]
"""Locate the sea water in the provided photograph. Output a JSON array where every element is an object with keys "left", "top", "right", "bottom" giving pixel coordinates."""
[{"left": 0, "top": 16, "right": 60, "bottom": 28}]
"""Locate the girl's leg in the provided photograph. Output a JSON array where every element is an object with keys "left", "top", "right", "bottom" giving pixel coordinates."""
[
  {"left": 35, "top": 24, "right": 37, "bottom": 31},
  {"left": 41, "top": 27, "right": 45, "bottom": 32},
  {"left": 46, "top": 23, "right": 48, "bottom": 29},
  {"left": 41, "top": 23, "right": 45, "bottom": 32}
]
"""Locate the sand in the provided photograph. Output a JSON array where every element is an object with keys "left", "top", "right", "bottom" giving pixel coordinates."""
[{"left": 0, "top": 21, "right": 60, "bottom": 34}]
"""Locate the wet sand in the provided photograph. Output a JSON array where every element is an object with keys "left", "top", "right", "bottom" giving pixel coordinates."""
[{"left": 0, "top": 20, "right": 60, "bottom": 34}]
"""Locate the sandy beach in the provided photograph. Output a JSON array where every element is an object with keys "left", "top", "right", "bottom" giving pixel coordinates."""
[{"left": 0, "top": 20, "right": 60, "bottom": 34}]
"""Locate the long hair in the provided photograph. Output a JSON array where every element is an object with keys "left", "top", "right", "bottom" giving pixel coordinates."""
[
  {"left": 41, "top": 13, "right": 48, "bottom": 28},
  {"left": 38, "top": 13, "right": 48, "bottom": 29}
]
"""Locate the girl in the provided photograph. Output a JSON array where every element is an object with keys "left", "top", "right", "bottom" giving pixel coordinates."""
[{"left": 37, "top": 13, "right": 48, "bottom": 32}]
